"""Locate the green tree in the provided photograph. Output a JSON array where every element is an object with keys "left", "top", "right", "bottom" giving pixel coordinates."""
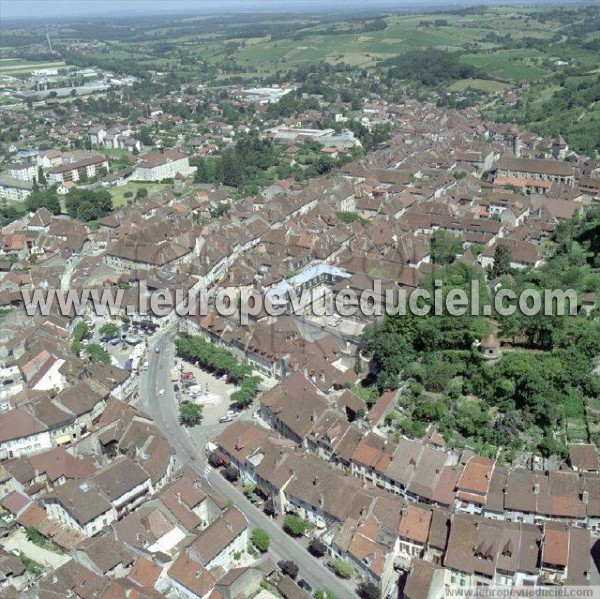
[
  {"left": 66, "top": 188, "right": 112, "bottom": 222},
  {"left": 367, "top": 327, "right": 416, "bottom": 390},
  {"left": 491, "top": 244, "right": 512, "bottom": 278},
  {"left": 224, "top": 465, "right": 239, "bottom": 482},
  {"left": 135, "top": 187, "right": 148, "bottom": 200},
  {"left": 25, "top": 188, "right": 61, "bottom": 214},
  {"left": 328, "top": 558, "right": 354, "bottom": 579},
  {"left": 99, "top": 323, "right": 120, "bottom": 340},
  {"left": 283, "top": 514, "right": 309, "bottom": 537},
  {"left": 430, "top": 230, "right": 462, "bottom": 265},
  {"left": 357, "top": 582, "right": 380, "bottom": 599},
  {"left": 251, "top": 528, "right": 270, "bottom": 552},
  {"left": 538, "top": 435, "right": 568, "bottom": 459},
  {"left": 308, "top": 538, "right": 328, "bottom": 557},
  {"left": 179, "top": 402, "right": 203, "bottom": 426},
  {"left": 279, "top": 560, "right": 298, "bottom": 578},
  {"left": 37, "top": 166, "right": 47, "bottom": 186},
  {"left": 71, "top": 322, "right": 88, "bottom": 343},
  {"left": 86, "top": 343, "right": 111, "bottom": 364},
  {"left": 25, "top": 527, "right": 45, "bottom": 546},
  {"left": 76, "top": 200, "right": 97, "bottom": 222},
  {"left": 194, "top": 157, "right": 212, "bottom": 183}
]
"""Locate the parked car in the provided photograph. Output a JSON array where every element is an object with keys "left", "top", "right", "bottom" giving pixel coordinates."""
[
  {"left": 297, "top": 579, "right": 312, "bottom": 593},
  {"left": 182, "top": 372, "right": 194, "bottom": 380},
  {"left": 158, "top": 389, "right": 165, "bottom": 397},
  {"left": 219, "top": 415, "right": 233, "bottom": 423}
]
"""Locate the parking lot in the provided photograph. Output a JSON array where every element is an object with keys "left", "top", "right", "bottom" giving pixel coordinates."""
[
  {"left": 85, "top": 316, "right": 158, "bottom": 370},
  {"left": 172, "top": 358, "right": 243, "bottom": 425}
]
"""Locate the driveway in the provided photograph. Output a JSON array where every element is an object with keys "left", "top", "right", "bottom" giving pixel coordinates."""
[{"left": 2, "top": 530, "right": 70, "bottom": 569}]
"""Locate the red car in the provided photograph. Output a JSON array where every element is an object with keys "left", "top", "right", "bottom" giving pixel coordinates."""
[{"left": 182, "top": 372, "right": 194, "bottom": 380}]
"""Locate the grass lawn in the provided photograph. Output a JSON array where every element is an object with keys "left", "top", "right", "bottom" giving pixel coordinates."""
[
  {"left": 448, "top": 78, "right": 512, "bottom": 93},
  {"left": 110, "top": 182, "right": 171, "bottom": 207},
  {"left": 0, "top": 59, "right": 65, "bottom": 76}
]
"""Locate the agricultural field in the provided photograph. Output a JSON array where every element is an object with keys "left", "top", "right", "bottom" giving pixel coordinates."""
[
  {"left": 1, "top": 4, "right": 597, "bottom": 152},
  {"left": 448, "top": 79, "right": 512, "bottom": 93},
  {"left": 223, "top": 20, "right": 497, "bottom": 73},
  {"left": 459, "top": 49, "right": 552, "bottom": 83},
  {"left": 0, "top": 58, "right": 66, "bottom": 76}
]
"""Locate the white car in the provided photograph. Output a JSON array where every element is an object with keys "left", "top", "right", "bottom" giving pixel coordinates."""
[{"left": 158, "top": 389, "right": 165, "bottom": 397}]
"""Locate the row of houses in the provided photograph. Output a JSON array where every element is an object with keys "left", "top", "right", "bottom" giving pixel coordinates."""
[
  {"left": 247, "top": 373, "right": 600, "bottom": 531},
  {"left": 216, "top": 419, "right": 594, "bottom": 597}
]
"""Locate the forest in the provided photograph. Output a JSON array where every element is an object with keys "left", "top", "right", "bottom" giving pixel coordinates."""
[{"left": 365, "top": 209, "right": 600, "bottom": 460}]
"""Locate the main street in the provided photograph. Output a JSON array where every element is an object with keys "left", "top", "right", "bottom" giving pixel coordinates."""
[{"left": 138, "top": 325, "right": 359, "bottom": 599}]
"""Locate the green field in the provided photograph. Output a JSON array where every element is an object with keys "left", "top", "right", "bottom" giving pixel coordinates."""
[
  {"left": 110, "top": 182, "right": 170, "bottom": 207},
  {"left": 460, "top": 49, "right": 552, "bottom": 82},
  {"left": 0, "top": 59, "right": 66, "bottom": 76},
  {"left": 448, "top": 79, "right": 512, "bottom": 93},
  {"left": 227, "top": 21, "right": 496, "bottom": 73}
]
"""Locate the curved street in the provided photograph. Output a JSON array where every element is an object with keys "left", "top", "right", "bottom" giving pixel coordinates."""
[{"left": 138, "top": 325, "right": 359, "bottom": 599}]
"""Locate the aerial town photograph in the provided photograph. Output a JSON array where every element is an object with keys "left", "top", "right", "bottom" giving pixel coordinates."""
[{"left": 0, "top": 0, "right": 599, "bottom": 597}]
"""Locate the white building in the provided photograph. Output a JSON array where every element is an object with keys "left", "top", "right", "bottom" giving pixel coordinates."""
[
  {"left": 9, "top": 162, "right": 37, "bottom": 181},
  {"left": 186, "top": 507, "right": 248, "bottom": 570},
  {"left": 47, "top": 154, "right": 109, "bottom": 184},
  {"left": 130, "top": 150, "right": 195, "bottom": 182},
  {"left": 0, "top": 408, "right": 52, "bottom": 460},
  {"left": 44, "top": 479, "right": 117, "bottom": 537},
  {"left": 0, "top": 176, "right": 34, "bottom": 202}
]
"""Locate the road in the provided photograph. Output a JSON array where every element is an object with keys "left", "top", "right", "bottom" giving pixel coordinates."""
[{"left": 139, "top": 326, "right": 358, "bottom": 599}]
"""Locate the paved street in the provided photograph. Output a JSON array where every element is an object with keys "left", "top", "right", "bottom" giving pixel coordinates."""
[{"left": 138, "top": 325, "right": 359, "bottom": 599}]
